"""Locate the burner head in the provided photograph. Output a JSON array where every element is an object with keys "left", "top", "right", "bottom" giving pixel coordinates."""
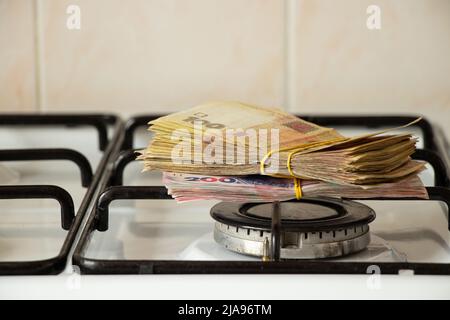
[
  {"left": 210, "top": 197, "right": 376, "bottom": 259},
  {"left": 246, "top": 202, "right": 339, "bottom": 221}
]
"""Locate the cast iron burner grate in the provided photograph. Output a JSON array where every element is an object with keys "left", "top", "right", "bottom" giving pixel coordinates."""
[
  {"left": 72, "top": 114, "right": 450, "bottom": 275},
  {"left": 0, "top": 114, "right": 123, "bottom": 275}
]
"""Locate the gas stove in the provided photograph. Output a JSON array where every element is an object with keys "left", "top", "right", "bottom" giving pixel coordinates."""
[
  {"left": 1, "top": 114, "right": 450, "bottom": 299},
  {"left": 211, "top": 199, "right": 375, "bottom": 260}
]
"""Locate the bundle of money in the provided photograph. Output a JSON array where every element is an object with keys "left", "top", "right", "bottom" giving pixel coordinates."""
[
  {"left": 163, "top": 172, "right": 428, "bottom": 202},
  {"left": 139, "top": 101, "right": 425, "bottom": 186}
]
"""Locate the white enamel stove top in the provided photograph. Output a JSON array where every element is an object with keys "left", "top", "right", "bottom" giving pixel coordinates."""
[{"left": 1, "top": 125, "right": 450, "bottom": 299}]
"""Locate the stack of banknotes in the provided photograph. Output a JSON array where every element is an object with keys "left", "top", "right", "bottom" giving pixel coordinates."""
[{"left": 138, "top": 101, "right": 428, "bottom": 202}]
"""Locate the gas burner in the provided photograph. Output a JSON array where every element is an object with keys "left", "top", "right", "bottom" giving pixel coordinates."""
[{"left": 210, "top": 198, "right": 376, "bottom": 259}]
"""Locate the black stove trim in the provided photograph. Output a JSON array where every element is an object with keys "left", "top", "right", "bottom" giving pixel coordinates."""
[
  {"left": 0, "top": 185, "right": 75, "bottom": 230},
  {"left": 72, "top": 114, "right": 450, "bottom": 275},
  {"left": 0, "top": 114, "right": 116, "bottom": 151},
  {"left": 122, "top": 115, "right": 160, "bottom": 150},
  {"left": 271, "top": 202, "right": 281, "bottom": 261},
  {"left": 72, "top": 259, "right": 450, "bottom": 275},
  {"left": 0, "top": 114, "right": 123, "bottom": 275},
  {"left": 413, "top": 149, "right": 450, "bottom": 187},
  {"left": 0, "top": 148, "right": 93, "bottom": 187},
  {"left": 95, "top": 186, "right": 171, "bottom": 232},
  {"left": 111, "top": 149, "right": 140, "bottom": 186}
]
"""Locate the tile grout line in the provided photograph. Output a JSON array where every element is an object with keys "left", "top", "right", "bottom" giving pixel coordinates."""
[
  {"left": 32, "top": 0, "right": 45, "bottom": 112},
  {"left": 283, "top": 0, "right": 297, "bottom": 112}
]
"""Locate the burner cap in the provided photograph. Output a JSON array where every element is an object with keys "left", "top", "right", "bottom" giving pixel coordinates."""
[
  {"left": 245, "top": 202, "right": 340, "bottom": 221},
  {"left": 210, "top": 198, "right": 376, "bottom": 259},
  {"left": 211, "top": 197, "right": 375, "bottom": 232}
]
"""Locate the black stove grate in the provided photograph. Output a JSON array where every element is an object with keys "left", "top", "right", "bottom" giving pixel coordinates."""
[
  {"left": 72, "top": 115, "right": 450, "bottom": 275},
  {"left": 0, "top": 114, "right": 123, "bottom": 275}
]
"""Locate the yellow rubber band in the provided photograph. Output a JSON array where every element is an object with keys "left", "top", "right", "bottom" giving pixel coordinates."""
[
  {"left": 260, "top": 138, "right": 346, "bottom": 177},
  {"left": 287, "top": 150, "right": 296, "bottom": 177},
  {"left": 294, "top": 178, "right": 302, "bottom": 200}
]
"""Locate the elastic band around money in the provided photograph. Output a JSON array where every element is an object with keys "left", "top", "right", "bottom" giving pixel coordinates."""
[
  {"left": 294, "top": 178, "right": 302, "bottom": 200},
  {"left": 259, "top": 138, "right": 345, "bottom": 178}
]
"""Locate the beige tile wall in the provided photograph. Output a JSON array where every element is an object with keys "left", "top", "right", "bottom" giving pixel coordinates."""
[
  {"left": 40, "top": 0, "right": 284, "bottom": 114},
  {"left": 0, "top": 0, "right": 36, "bottom": 111},
  {"left": 0, "top": 0, "right": 449, "bottom": 136},
  {"left": 290, "top": 0, "right": 450, "bottom": 124}
]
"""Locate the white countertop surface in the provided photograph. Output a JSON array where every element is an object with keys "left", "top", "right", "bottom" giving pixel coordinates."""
[{"left": 1, "top": 273, "right": 449, "bottom": 299}]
